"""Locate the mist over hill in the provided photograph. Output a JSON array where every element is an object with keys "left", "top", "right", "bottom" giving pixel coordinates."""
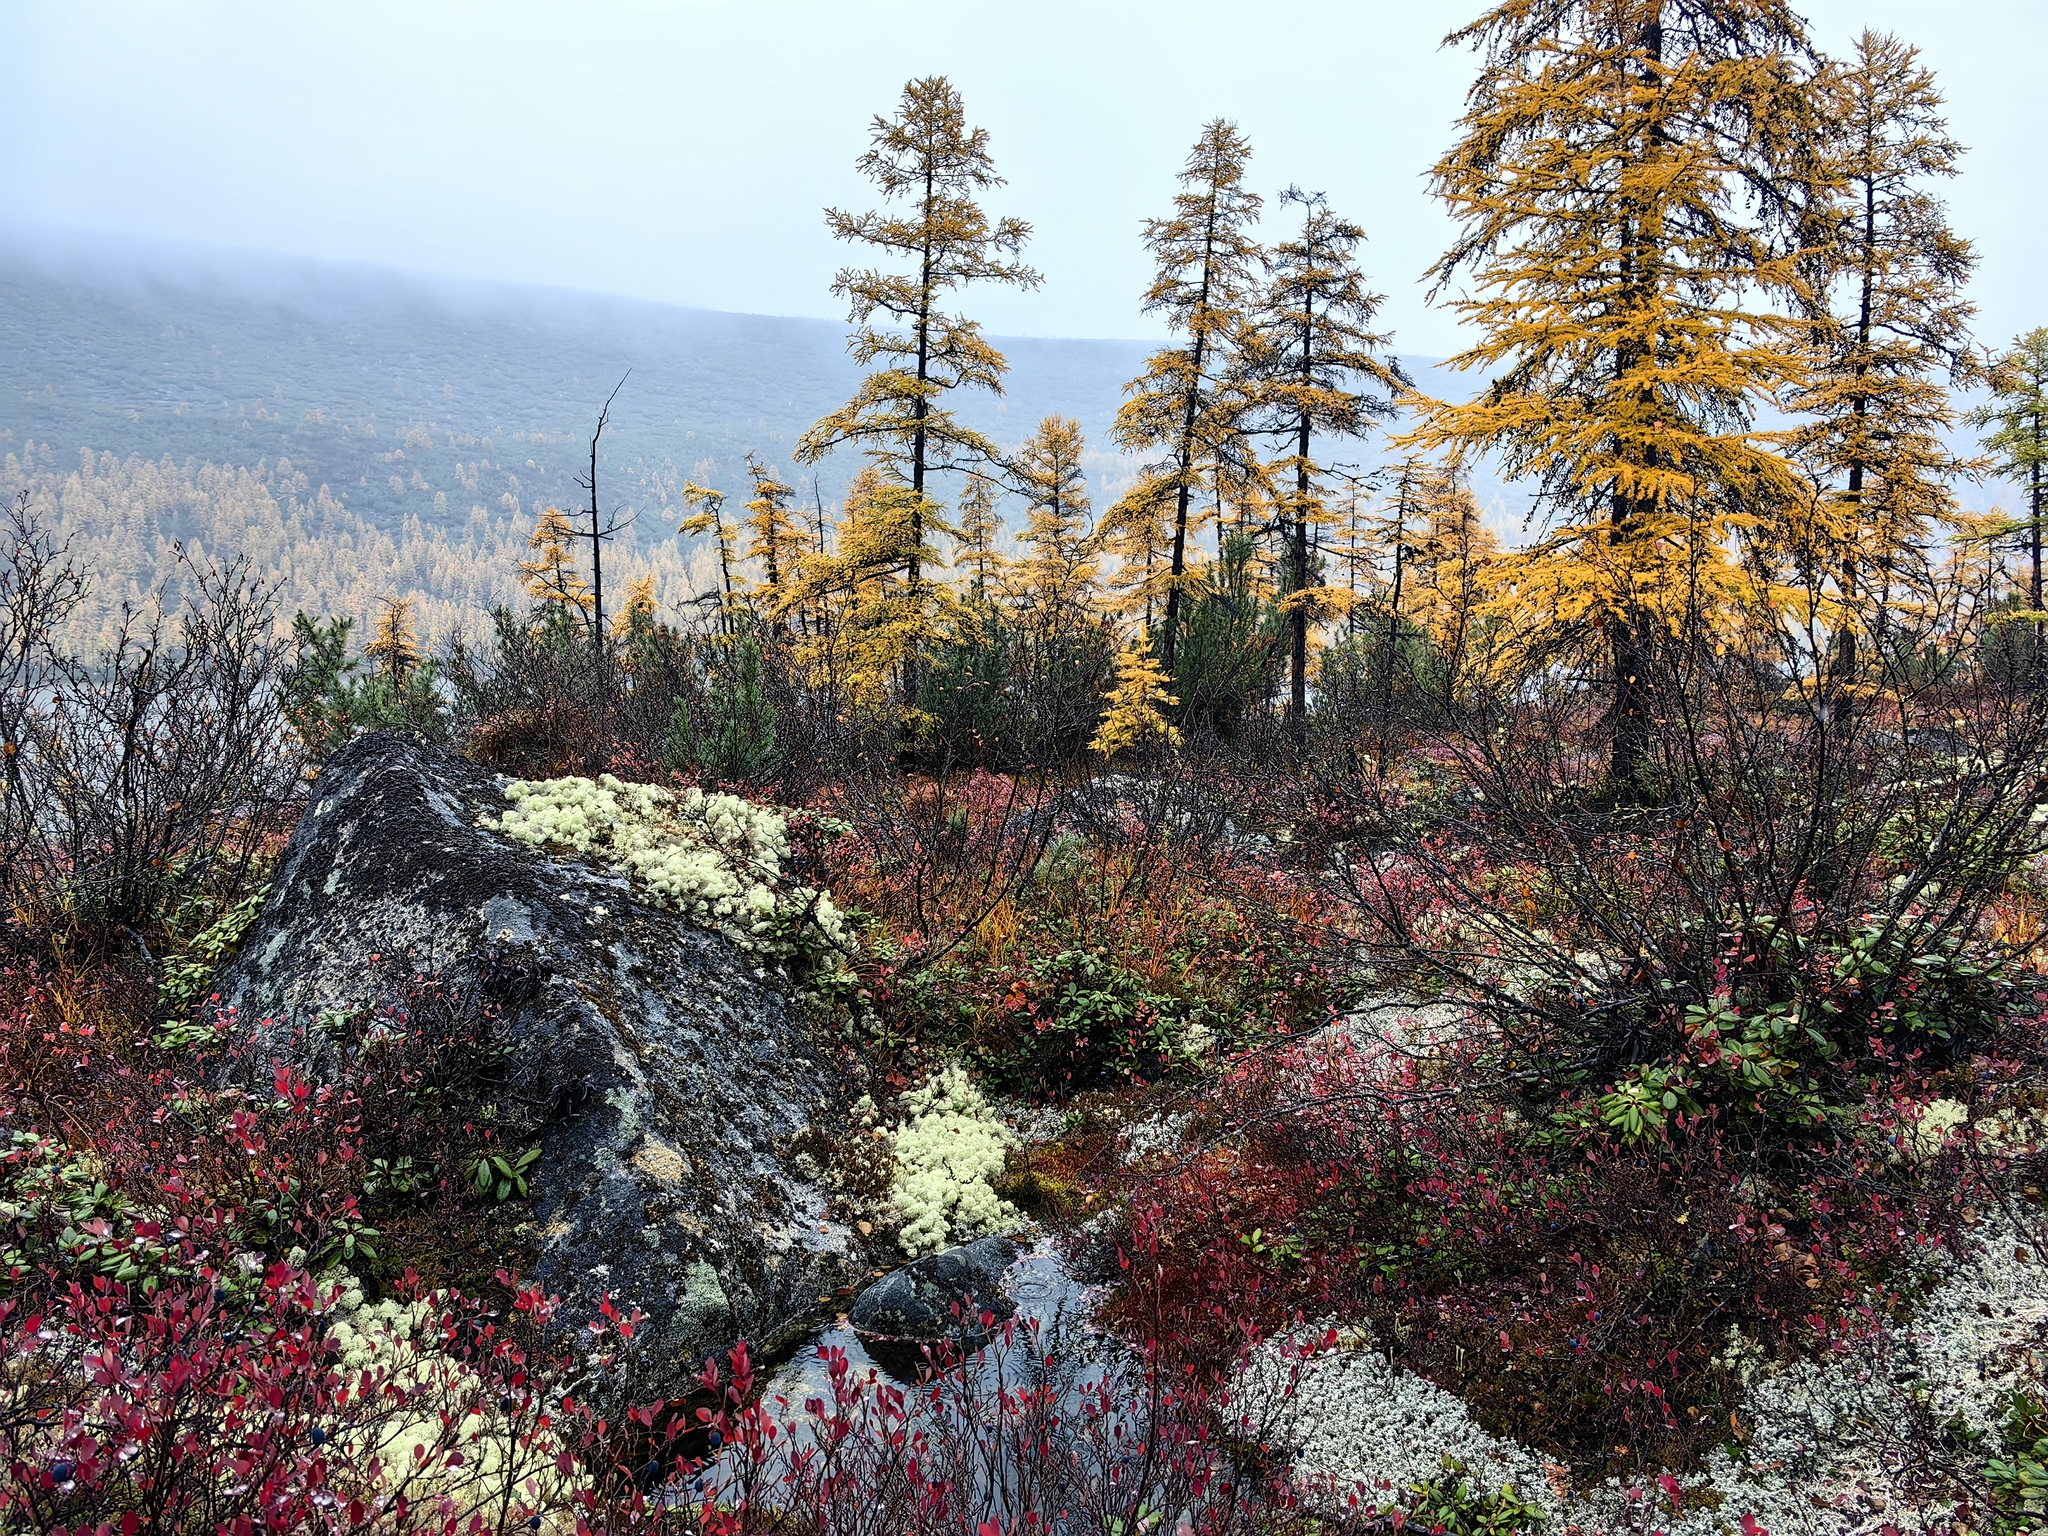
[
  {"left": 0, "top": 230, "right": 1169, "bottom": 644},
  {"left": 0, "top": 229, "right": 1166, "bottom": 531},
  {"left": 0, "top": 228, "right": 1661, "bottom": 652}
]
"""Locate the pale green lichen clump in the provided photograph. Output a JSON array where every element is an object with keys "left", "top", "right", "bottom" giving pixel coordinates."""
[
  {"left": 480, "top": 774, "right": 847, "bottom": 962},
  {"left": 319, "top": 1273, "right": 582, "bottom": 1516},
  {"left": 888, "top": 1066, "right": 1021, "bottom": 1258}
]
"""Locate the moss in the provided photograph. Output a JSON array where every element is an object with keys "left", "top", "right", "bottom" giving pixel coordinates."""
[{"left": 994, "top": 1162, "right": 1077, "bottom": 1220}]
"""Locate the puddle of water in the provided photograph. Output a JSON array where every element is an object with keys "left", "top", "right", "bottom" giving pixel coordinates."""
[
  {"left": 761, "top": 1238, "right": 1103, "bottom": 1421},
  {"left": 677, "top": 1239, "right": 1252, "bottom": 1523}
]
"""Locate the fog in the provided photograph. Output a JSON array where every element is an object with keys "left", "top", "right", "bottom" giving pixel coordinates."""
[{"left": 6, "top": 0, "right": 2043, "bottom": 356}]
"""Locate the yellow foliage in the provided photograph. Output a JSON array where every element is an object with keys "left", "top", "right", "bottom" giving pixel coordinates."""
[
  {"left": 796, "top": 75, "right": 1037, "bottom": 556},
  {"left": 742, "top": 454, "right": 808, "bottom": 621},
  {"left": 1111, "top": 119, "right": 1263, "bottom": 672},
  {"left": 1410, "top": 0, "right": 1819, "bottom": 640},
  {"left": 953, "top": 475, "right": 1007, "bottom": 599},
  {"left": 363, "top": 596, "right": 420, "bottom": 685},
  {"left": 611, "top": 574, "right": 658, "bottom": 640},
  {"left": 1006, "top": 415, "right": 1100, "bottom": 625},
  {"left": 680, "top": 480, "right": 741, "bottom": 633},
  {"left": 1779, "top": 29, "right": 1978, "bottom": 653},
  {"left": 1090, "top": 644, "right": 1181, "bottom": 759},
  {"left": 776, "top": 467, "right": 960, "bottom": 715},
  {"left": 519, "top": 505, "right": 592, "bottom": 616}
]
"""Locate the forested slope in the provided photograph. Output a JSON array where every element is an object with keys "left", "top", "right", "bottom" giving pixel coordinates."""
[{"left": 0, "top": 235, "right": 1161, "bottom": 643}]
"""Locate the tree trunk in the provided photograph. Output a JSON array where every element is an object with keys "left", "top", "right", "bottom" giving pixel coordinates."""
[
  {"left": 1289, "top": 414, "right": 1311, "bottom": 747},
  {"left": 587, "top": 408, "right": 609, "bottom": 699},
  {"left": 1161, "top": 201, "right": 1220, "bottom": 680},
  {"left": 1606, "top": 11, "right": 1662, "bottom": 794},
  {"left": 2032, "top": 413, "right": 2043, "bottom": 680},
  {"left": 1831, "top": 169, "right": 1878, "bottom": 690},
  {"left": 1376, "top": 480, "right": 1407, "bottom": 778},
  {"left": 1288, "top": 279, "right": 1314, "bottom": 748},
  {"left": 1609, "top": 609, "right": 1651, "bottom": 792}
]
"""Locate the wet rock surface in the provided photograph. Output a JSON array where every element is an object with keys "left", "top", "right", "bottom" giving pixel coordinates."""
[
  {"left": 212, "top": 731, "right": 860, "bottom": 1392},
  {"left": 848, "top": 1236, "right": 1020, "bottom": 1376}
]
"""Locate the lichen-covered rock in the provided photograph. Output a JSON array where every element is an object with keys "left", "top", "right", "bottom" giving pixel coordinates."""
[
  {"left": 848, "top": 1236, "right": 1019, "bottom": 1377},
  {"left": 211, "top": 731, "right": 860, "bottom": 1392}
]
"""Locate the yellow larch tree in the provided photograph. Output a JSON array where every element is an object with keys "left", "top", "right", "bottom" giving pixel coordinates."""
[
  {"left": 1405, "top": 468, "right": 1503, "bottom": 691},
  {"left": 742, "top": 453, "right": 807, "bottom": 629},
  {"left": 796, "top": 76, "right": 1040, "bottom": 668},
  {"left": 1110, "top": 120, "right": 1264, "bottom": 680},
  {"left": 680, "top": 480, "right": 741, "bottom": 636},
  {"left": 1090, "top": 642, "right": 1182, "bottom": 759},
  {"left": 1252, "top": 187, "right": 1409, "bottom": 741},
  {"left": 1328, "top": 481, "right": 1380, "bottom": 635},
  {"left": 1006, "top": 415, "right": 1100, "bottom": 627},
  {"left": 519, "top": 505, "right": 593, "bottom": 622},
  {"left": 1787, "top": 29, "right": 1978, "bottom": 674},
  {"left": 610, "top": 573, "right": 658, "bottom": 640},
  {"left": 1972, "top": 331, "right": 2048, "bottom": 652},
  {"left": 952, "top": 476, "right": 1007, "bottom": 601},
  {"left": 1409, "top": 0, "right": 1821, "bottom": 784},
  {"left": 1103, "top": 481, "right": 1174, "bottom": 633},
  {"left": 363, "top": 596, "right": 420, "bottom": 686},
  {"left": 777, "top": 465, "right": 960, "bottom": 714}
]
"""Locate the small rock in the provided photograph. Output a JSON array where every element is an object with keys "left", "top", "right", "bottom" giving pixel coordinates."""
[{"left": 849, "top": 1236, "right": 1019, "bottom": 1377}]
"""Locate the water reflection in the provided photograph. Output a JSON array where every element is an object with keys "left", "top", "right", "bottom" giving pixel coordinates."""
[{"left": 763, "top": 1239, "right": 1105, "bottom": 1423}]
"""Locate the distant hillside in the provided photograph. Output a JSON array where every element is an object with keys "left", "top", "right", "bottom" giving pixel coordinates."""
[
  {"left": 3, "top": 232, "right": 2007, "bottom": 648},
  {"left": 0, "top": 234, "right": 1165, "bottom": 531},
  {"left": 0, "top": 235, "right": 1175, "bottom": 645}
]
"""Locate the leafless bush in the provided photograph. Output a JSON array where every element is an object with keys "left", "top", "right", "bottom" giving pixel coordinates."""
[
  {"left": 1306, "top": 554, "right": 2048, "bottom": 1103},
  {"left": 0, "top": 491, "right": 87, "bottom": 895},
  {"left": 0, "top": 493, "right": 302, "bottom": 951}
]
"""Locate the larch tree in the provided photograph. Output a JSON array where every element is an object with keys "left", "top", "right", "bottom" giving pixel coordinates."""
[
  {"left": 1253, "top": 187, "right": 1409, "bottom": 742},
  {"left": 611, "top": 573, "right": 658, "bottom": 639},
  {"left": 1352, "top": 461, "right": 1492, "bottom": 766},
  {"left": 1788, "top": 29, "right": 1976, "bottom": 676},
  {"left": 1410, "top": 0, "right": 1820, "bottom": 786},
  {"left": 1111, "top": 120, "right": 1264, "bottom": 681},
  {"left": 1104, "top": 482, "right": 1174, "bottom": 633},
  {"left": 1329, "top": 482, "right": 1380, "bottom": 636},
  {"left": 364, "top": 596, "right": 420, "bottom": 687},
  {"left": 796, "top": 76, "right": 1040, "bottom": 624},
  {"left": 1405, "top": 467, "right": 1502, "bottom": 698},
  {"left": 952, "top": 476, "right": 1007, "bottom": 601},
  {"left": 1090, "top": 643, "right": 1181, "bottom": 759},
  {"left": 1972, "top": 330, "right": 2048, "bottom": 649},
  {"left": 777, "top": 465, "right": 956, "bottom": 712},
  {"left": 742, "top": 453, "right": 806, "bottom": 628},
  {"left": 520, "top": 506, "right": 593, "bottom": 622},
  {"left": 680, "top": 481, "right": 740, "bottom": 637},
  {"left": 1008, "top": 415, "right": 1100, "bottom": 625}
]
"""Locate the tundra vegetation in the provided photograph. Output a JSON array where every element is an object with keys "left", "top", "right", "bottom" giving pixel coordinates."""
[{"left": 5, "top": 10, "right": 2048, "bottom": 1534}]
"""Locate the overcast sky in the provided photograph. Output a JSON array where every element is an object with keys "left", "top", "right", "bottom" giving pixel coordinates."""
[{"left": 4, "top": 0, "right": 2041, "bottom": 357}]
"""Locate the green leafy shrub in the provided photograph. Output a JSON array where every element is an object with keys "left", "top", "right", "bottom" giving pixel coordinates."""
[
  {"left": 1357, "top": 1459, "right": 1546, "bottom": 1533},
  {"left": 668, "top": 633, "right": 778, "bottom": 783},
  {"left": 990, "top": 948, "right": 1210, "bottom": 1092},
  {"left": 284, "top": 613, "right": 448, "bottom": 757},
  {"left": 1986, "top": 1391, "right": 2048, "bottom": 1534},
  {"left": 155, "top": 882, "right": 269, "bottom": 1027},
  {"left": 466, "top": 1146, "right": 541, "bottom": 1204}
]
